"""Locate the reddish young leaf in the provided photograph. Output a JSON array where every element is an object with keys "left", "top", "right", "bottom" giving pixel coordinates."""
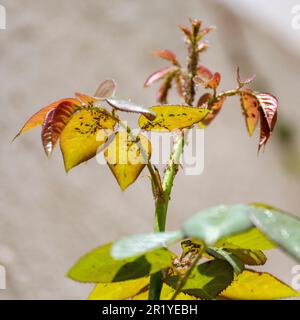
[
  {"left": 197, "top": 65, "right": 213, "bottom": 80},
  {"left": 189, "top": 18, "right": 202, "bottom": 36},
  {"left": 240, "top": 90, "right": 260, "bottom": 136},
  {"left": 198, "top": 26, "right": 216, "bottom": 38},
  {"left": 179, "top": 23, "right": 192, "bottom": 41},
  {"left": 14, "top": 98, "right": 81, "bottom": 139},
  {"left": 256, "top": 93, "right": 278, "bottom": 131},
  {"left": 153, "top": 50, "right": 179, "bottom": 65},
  {"left": 156, "top": 80, "right": 172, "bottom": 104},
  {"left": 41, "top": 101, "right": 79, "bottom": 157},
  {"left": 175, "top": 73, "right": 184, "bottom": 97},
  {"left": 74, "top": 93, "right": 97, "bottom": 107},
  {"left": 237, "top": 67, "right": 256, "bottom": 87},
  {"left": 197, "top": 42, "right": 209, "bottom": 53},
  {"left": 197, "top": 93, "right": 212, "bottom": 108},
  {"left": 144, "top": 66, "right": 178, "bottom": 87},
  {"left": 194, "top": 72, "right": 221, "bottom": 89},
  {"left": 94, "top": 79, "right": 116, "bottom": 99},
  {"left": 198, "top": 96, "right": 226, "bottom": 128}
]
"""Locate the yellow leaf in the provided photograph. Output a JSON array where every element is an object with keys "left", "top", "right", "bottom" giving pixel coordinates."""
[
  {"left": 88, "top": 277, "right": 149, "bottom": 300},
  {"left": 132, "top": 283, "right": 198, "bottom": 300},
  {"left": 226, "top": 248, "right": 267, "bottom": 266},
  {"left": 104, "top": 132, "right": 151, "bottom": 191},
  {"left": 139, "top": 105, "right": 209, "bottom": 131},
  {"left": 216, "top": 228, "right": 275, "bottom": 251},
  {"left": 240, "top": 91, "right": 260, "bottom": 136},
  {"left": 220, "top": 270, "right": 300, "bottom": 300},
  {"left": 60, "top": 108, "right": 116, "bottom": 172}
]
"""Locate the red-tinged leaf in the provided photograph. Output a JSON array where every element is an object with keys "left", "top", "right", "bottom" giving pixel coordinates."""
[
  {"left": 237, "top": 67, "right": 256, "bottom": 87},
  {"left": 197, "top": 65, "right": 213, "bottom": 80},
  {"left": 198, "top": 26, "right": 216, "bottom": 38},
  {"left": 175, "top": 73, "right": 184, "bottom": 97},
  {"left": 144, "top": 66, "right": 178, "bottom": 87},
  {"left": 41, "top": 101, "right": 79, "bottom": 157},
  {"left": 194, "top": 72, "right": 221, "bottom": 89},
  {"left": 94, "top": 79, "right": 116, "bottom": 99},
  {"left": 153, "top": 50, "right": 179, "bottom": 65},
  {"left": 258, "top": 110, "right": 272, "bottom": 151},
  {"left": 74, "top": 93, "right": 97, "bottom": 107},
  {"left": 240, "top": 90, "right": 260, "bottom": 136},
  {"left": 197, "top": 93, "right": 212, "bottom": 108},
  {"left": 179, "top": 23, "right": 192, "bottom": 40},
  {"left": 198, "top": 96, "right": 226, "bottom": 128},
  {"left": 256, "top": 93, "right": 278, "bottom": 131},
  {"left": 156, "top": 80, "right": 172, "bottom": 104},
  {"left": 197, "top": 42, "right": 209, "bottom": 53},
  {"left": 189, "top": 18, "right": 202, "bottom": 36},
  {"left": 14, "top": 98, "right": 81, "bottom": 139}
]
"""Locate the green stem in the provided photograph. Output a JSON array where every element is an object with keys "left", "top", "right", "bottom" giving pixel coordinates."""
[{"left": 149, "top": 23, "right": 199, "bottom": 300}]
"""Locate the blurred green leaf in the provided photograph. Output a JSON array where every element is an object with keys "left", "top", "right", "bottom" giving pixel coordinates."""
[
  {"left": 182, "top": 205, "right": 253, "bottom": 245},
  {"left": 250, "top": 205, "right": 300, "bottom": 261},
  {"left": 68, "top": 243, "right": 173, "bottom": 283},
  {"left": 111, "top": 231, "right": 183, "bottom": 259},
  {"left": 166, "top": 260, "right": 234, "bottom": 299}
]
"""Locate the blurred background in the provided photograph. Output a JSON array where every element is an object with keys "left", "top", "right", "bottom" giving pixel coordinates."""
[{"left": 1, "top": 0, "right": 300, "bottom": 299}]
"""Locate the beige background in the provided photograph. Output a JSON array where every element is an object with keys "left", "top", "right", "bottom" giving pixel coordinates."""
[{"left": 1, "top": 0, "right": 300, "bottom": 299}]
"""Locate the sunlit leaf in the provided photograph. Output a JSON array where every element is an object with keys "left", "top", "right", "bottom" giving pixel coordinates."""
[
  {"left": 106, "top": 98, "right": 156, "bottom": 120},
  {"left": 220, "top": 270, "right": 300, "bottom": 300},
  {"left": 41, "top": 101, "right": 79, "bottom": 157},
  {"left": 14, "top": 98, "right": 81, "bottom": 139},
  {"left": 94, "top": 79, "right": 116, "bottom": 99},
  {"left": 250, "top": 206, "right": 300, "bottom": 261},
  {"left": 197, "top": 42, "right": 209, "bottom": 53},
  {"left": 239, "top": 90, "right": 259, "bottom": 136},
  {"left": 144, "top": 66, "right": 178, "bottom": 87},
  {"left": 226, "top": 248, "right": 267, "bottom": 266},
  {"left": 153, "top": 50, "right": 179, "bottom": 65},
  {"left": 166, "top": 260, "right": 234, "bottom": 299},
  {"left": 198, "top": 96, "right": 226, "bottom": 128},
  {"left": 68, "top": 243, "right": 172, "bottom": 283},
  {"left": 216, "top": 227, "right": 275, "bottom": 250},
  {"left": 104, "top": 132, "right": 151, "bottom": 191},
  {"left": 111, "top": 230, "right": 184, "bottom": 259},
  {"left": 198, "top": 26, "right": 216, "bottom": 38},
  {"left": 182, "top": 205, "right": 253, "bottom": 245},
  {"left": 139, "top": 105, "right": 209, "bottom": 131},
  {"left": 206, "top": 247, "right": 244, "bottom": 275},
  {"left": 60, "top": 108, "right": 116, "bottom": 172},
  {"left": 88, "top": 277, "right": 149, "bottom": 300}
]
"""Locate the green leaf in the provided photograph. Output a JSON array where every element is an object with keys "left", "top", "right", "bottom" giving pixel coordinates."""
[
  {"left": 166, "top": 260, "right": 234, "bottom": 299},
  {"left": 111, "top": 230, "right": 184, "bottom": 259},
  {"left": 220, "top": 270, "right": 300, "bottom": 300},
  {"left": 182, "top": 204, "right": 253, "bottom": 245},
  {"left": 67, "top": 243, "right": 173, "bottom": 283},
  {"left": 250, "top": 205, "right": 300, "bottom": 261},
  {"left": 206, "top": 247, "right": 244, "bottom": 275},
  {"left": 216, "top": 227, "right": 275, "bottom": 250}
]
